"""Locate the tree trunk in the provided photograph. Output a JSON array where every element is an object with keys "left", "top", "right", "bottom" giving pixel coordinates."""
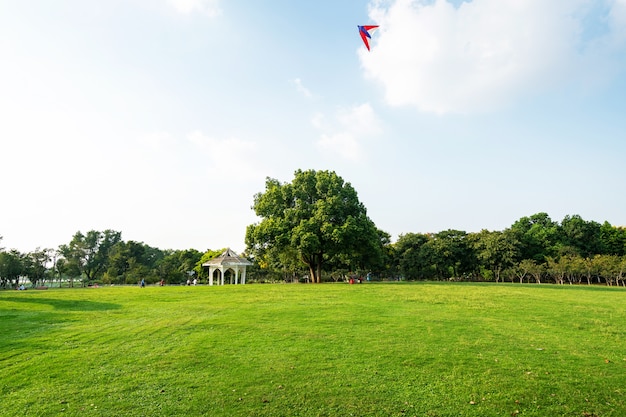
[
  {"left": 316, "top": 256, "right": 322, "bottom": 284},
  {"left": 303, "top": 253, "right": 323, "bottom": 283}
]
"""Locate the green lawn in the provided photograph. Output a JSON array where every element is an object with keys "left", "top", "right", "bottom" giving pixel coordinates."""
[{"left": 1, "top": 283, "right": 625, "bottom": 416}]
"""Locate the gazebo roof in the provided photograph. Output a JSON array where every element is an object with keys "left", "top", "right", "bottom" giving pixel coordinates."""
[{"left": 202, "top": 248, "right": 252, "bottom": 267}]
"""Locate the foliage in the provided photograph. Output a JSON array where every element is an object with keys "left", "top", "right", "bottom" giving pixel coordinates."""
[
  {"left": 0, "top": 250, "right": 24, "bottom": 288},
  {"left": 509, "top": 212, "right": 559, "bottom": 262},
  {"left": 104, "top": 241, "right": 165, "bottom": 285},
  {"left": 194, "top": 248, "right": 225, "bottom": 279},
  {"left": 155, "top": 249, "right": 203, "bottom": 285},
  {"left": 389, "top": 213, "right": 626, "bottom": 285},
  {"left": 22, "top": 248, "right": 53, "bottom": 287},
  {"left": 246, "top": 170, "right": 386, "bottom": 283},
  {"left": 472, "top": 230, "right": 519, "bottom": 282},
  {"left": 58, "top": 230, "right": 122, "bottom": 286},
  {"left": 3, "top": 209, "right": 626, "bottom": 287}
]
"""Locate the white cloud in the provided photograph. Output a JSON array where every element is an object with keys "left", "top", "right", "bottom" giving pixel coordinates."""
[
  {"left": 291, "top": 78, "right": 313, "bottom": 98},
  {"left": 335, "top": 102, "right": 383, "bottom": 136},
  {"left": 310, "top": 112, "right": 326, "bottom": 130},
  {"left": 168, "top": 0, "right": 221, "bottom": 17},
  {"left": 317, "top": 133, "right": 363, "bottom": 161},
  {"left": 609, "top": 0, "right": 626, "bottom": 46},
  {"left": 361, "top": 0, "right": 626, "bottom": 114},
  {"left": 187, "top": 130, "right": 263, "bottom": 181},
  {"left": 313, "top": 103, "right": 382, "bottom": 161}
]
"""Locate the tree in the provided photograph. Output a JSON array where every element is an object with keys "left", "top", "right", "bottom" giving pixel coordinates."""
[
  {"left": 24, "top": 248, "right": 52, "bottom": 287},
  {"left": 155, "top": 249, "right": 202, "bottom": 284},
  {"left": 599, "top": 222, "right": 626, "bottom": 256},
  {"left": 558, "top": 215, "right": 602, "bottom": 258},
  {"left": 58, "top": 230, "right": 122, "bottom": 285},
  {"left": 510, "top": 213, "right": 558, "bottom": 263},
  {"left": 195, "top": 249, "right": 225, "bottom": 279},
  {"left": 0, "top": 250, "right": 24, "bottom": 288},
  {"left": 429, "top": 229, "right": 474, "bottom": 279},
  {"left": 246, "top": 170, "right": 386, "bottom": 283},
  {"left": 526, "top": 260, "right": 545, "bottom": 284},
  {"left": 515, "top": 259, "right": 536, "bottom": 284},
  {"left": 473, "top": 229, "right": 519, "bottom": 282},
  {"left": 54, "top": 255, "right": 68, "bottom": 287},
  {"left": 244, "top": 245, "right": 304, "bottom": 283},
  {"left": 103, "top": 241, "right": 164, "bottom": 285},
  {"left": 546, "top": 256, "right": 570, "bottom": 285},
  {"left": 394, "top": 233, "right": 432, "bottom": 280}
]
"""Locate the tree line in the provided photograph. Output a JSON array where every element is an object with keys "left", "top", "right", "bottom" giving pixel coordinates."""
[
  {"left": 3, "top": 170, "right": 626, "bottom": 288},
  {"left": 245, "top": 170, "right": 626, "bottom": 286},
  {"left": 0, "top": 232, "right": 223, "bottom": 289},
  {"left": 387, "top": 212, "right": 626, "bottom": 285},
  {"left": 247, "top": 212, "right": 626, "bottom": 286}
]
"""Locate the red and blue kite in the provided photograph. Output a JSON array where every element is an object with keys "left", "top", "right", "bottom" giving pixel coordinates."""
[{"left": 358, "top": 25, "right": 379, "bottom": 51}]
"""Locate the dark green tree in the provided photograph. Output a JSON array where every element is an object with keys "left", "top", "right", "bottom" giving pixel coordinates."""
[
  {"left": 104, "top": 241, "right": 165, "bottom": 284},
  {"left": 599, "top": 222, "right": 626, "bottom": 256},
  {"left": 394, "top": 233, "right": 432, "bottom": 280},
  {"left": 156, "top": 249, "right": 202, "bottom": 284},
  {"left": 472, "top": 229, "right": 520, "bottom": 282},
  {"left": 195, "top": 248, "right": 225, "bottom": 279},
  {"left": 0, "top": 249, "right": 24, "bottom": 288},
  {"left": 24, "top": 248, "right": 52, "bottom": 287},
  {"left": 58, "top": 230, "right": 122, "bottom": 285},
  {"left": 246, "top": 169, "right": 386, "bottom": 283},
  {"left": 428, "top": 230, "right": 474, "bottom": 279},
  {"left": 509, "top": 213, "right": 559, "bottom": 263},
  {"left": 558, "top": 215, "right": 602, "bottom": 257}
]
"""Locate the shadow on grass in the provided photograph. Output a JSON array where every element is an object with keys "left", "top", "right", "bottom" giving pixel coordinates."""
[{"left": 2, "top": 296, "right": 121, "bottom": 312}]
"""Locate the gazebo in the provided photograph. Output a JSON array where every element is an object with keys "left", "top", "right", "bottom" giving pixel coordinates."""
[{"left": 202, "top": 248, "right": 253, "bottom": 286}]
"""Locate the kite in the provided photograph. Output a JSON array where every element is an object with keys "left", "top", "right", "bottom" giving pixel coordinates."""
[{"left": 358, "top": 25, "right": 379, "bottom": 51}]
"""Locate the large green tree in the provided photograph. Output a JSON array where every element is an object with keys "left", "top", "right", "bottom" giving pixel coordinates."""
[
  {"left": 428, "top": 229, "right": 474, "bottom": 279},
  {"left": 472, "top": 229, "right": 520, "bottom": 282},
  {"left": 155, "top": 249, "right": 202, "bottom": 284},
  {"left": 246, "top": 169, "right": 386, "bottom": 283},
  {"left": 599, "top": 222, "right": 626, "bottom": 256},
  {"left": 394, "top": 233, "right": 432, "bottom": 280},
  {"left": 0, "top": 249, "right": 24, "bottom": 288},
  {"left": 510, "top": 213, "right": 558, "bottom": 263},
  {"left": 558, "top": 215, "right": 602, "bottom": 257},
  {"left": 104, "top": 241, "right": 165, "bottom": 284},
  {"left": 58, "top": 230, "right": 122, "bottom": 285},
  {"left": 23, "top": 248, "right": 53, "bottom": 287}
]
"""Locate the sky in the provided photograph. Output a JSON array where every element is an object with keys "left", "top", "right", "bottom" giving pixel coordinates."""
[{"left": 1, "top": 0, "right": 626, "bottom": 254}]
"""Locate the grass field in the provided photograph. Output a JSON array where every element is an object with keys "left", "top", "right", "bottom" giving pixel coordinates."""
[{"left": 1, "top": 283, "right": 625, "bottom": 417}]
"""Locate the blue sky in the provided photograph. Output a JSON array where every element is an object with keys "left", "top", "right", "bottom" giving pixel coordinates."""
[{"left": 1, "top": 0, "right": 626, "bottom": 253}]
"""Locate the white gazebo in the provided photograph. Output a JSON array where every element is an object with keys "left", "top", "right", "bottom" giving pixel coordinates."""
[{"left": 202, "top": 248, "right": 253, "bottom": 286}]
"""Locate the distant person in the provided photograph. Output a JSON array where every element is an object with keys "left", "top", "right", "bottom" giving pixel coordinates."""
[
  {"left": 159, "top": 279, "right": 165, "bottom": 286},
  {"left": 193, "top": 278, "right": 197, "bottom": 286},
  {"left": 140, "top": 278, "right": 145, "bottom": 288}
]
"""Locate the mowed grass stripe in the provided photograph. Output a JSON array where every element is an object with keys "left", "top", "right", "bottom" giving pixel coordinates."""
[{"left": 1, "top": 283, "right": 625, "bottom": 416}]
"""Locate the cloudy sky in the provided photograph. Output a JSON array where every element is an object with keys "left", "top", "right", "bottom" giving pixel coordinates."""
[{"left": 1, "top": 0, "right": 625, "bottom": 253}]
